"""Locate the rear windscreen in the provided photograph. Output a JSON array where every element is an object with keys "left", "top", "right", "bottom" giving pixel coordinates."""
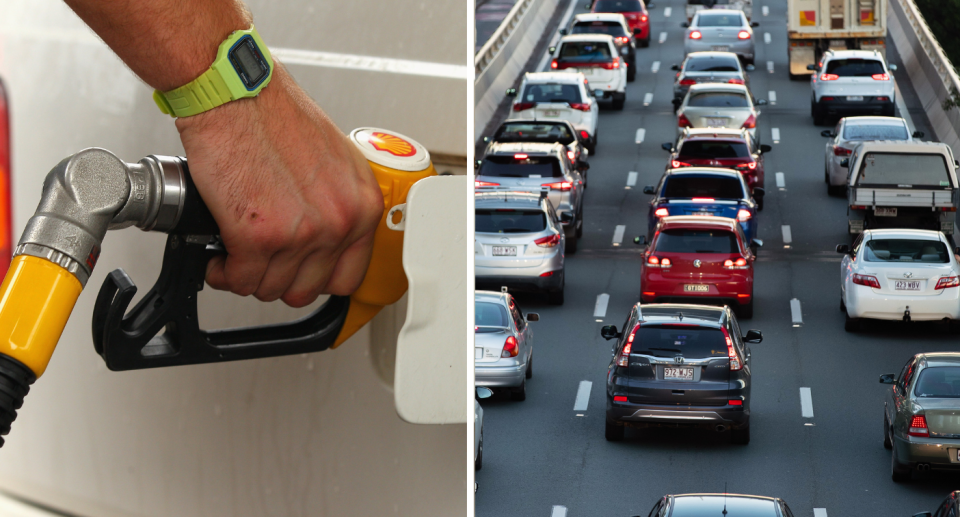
[
  {"left": 494, "top": 123, "right": 575, "bottom": 145},
  {"left": 864, "top": 239, "right": 949, "bottom": 263},
  {"left": 558, "top": 42, "right": 612, "bottom": 62},
  {"left": 914, "top": 367, "right": 960, "bottom": 398},
  {"left": 632, "top": 326, "right": 727, "bottom": 358},
  {"left": 476, "top": 209, "right": 547, "bottom": 234},
  {"left": 688, "top": 0, "right": 730, "bottom": 4},
  {"left": 688, "top": 92, "right": 749, "bottom": 108},
  {"left": 521, "top": 84, "right": 582, "bottom": 104},
  {"left": 856, "top": 152, "right": 952, "bottom": 187},
  {"left": 685, "top": 56, "right": 740, "bottom": 72},
  {"left": 696, "top": 13, "right": 742, "bottom": 27},
  {"left": 476, "top": 302, "right": 509, "bottom": 328},
  {"left": 678, "top": 140, "right": 750, "bottom": 159},
  {"left": 662, "top": 175, "right": 744, "bottom": 198},
  {"left": 843, "top": 124, "right": 909, "bottom": 141},
  {"left": 594, "top": 0, "right": 643, "bottom": 12},
  {"left": 479, "top": 155, "right": 563, "bottom": 178},
  {"left": 825, "top": 59, "right": 885, "bottom": 76},
  {"left": 655, "top": 229, "right": 739, "bottom": 253},
  {"left": 571, "top": 21, "right": 628, "bottom": 37}
]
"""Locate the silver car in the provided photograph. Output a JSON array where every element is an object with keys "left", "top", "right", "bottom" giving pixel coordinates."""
[
  {"left": 475, "top": 190, "right": 566, "bottom": 304},
  {"left": 475, "top": 290, "right": 539, "bottom": 401},
  {"left": 821, "top": 116, "right": 923, "bottom": 196},
  {"left": 677, "top": 83, "right": 765, "bottom": 144},
  {"left": 671, "top": 51, "right": 752, "bottom": 106},
  {"left": 683, "top": 10, "right": 758, "bottom": 65}
]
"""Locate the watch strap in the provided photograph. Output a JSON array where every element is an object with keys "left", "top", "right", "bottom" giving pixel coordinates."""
[{"left": 153, "top": 66, "right": 234, "bottom": 118}]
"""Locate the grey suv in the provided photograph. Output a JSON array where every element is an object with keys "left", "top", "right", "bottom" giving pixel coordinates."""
[
  {"left": 475, "top": 290, "right": 539, "bottom": 401},
  {"left": 602, "top": 304, "right": 762, "bottom": 443}
]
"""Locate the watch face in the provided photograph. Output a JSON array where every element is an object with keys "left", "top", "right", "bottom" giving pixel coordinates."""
[{"left": 229, "top": 36, "right": 270, "bottom": 89}]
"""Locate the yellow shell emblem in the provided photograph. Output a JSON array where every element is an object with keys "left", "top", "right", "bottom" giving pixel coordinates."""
[{"left": 368, "top": 132, "right": 416, "bottom": 157}]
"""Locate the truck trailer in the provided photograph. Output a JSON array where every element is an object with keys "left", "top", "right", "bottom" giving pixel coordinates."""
[{"left": 787, "top": 0, "right": 888, "bottom": 79}]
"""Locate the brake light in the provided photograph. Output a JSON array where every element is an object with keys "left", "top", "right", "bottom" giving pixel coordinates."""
[
  {"left": 689, "top": 30, "right": 702, "bottom": 40},
  {"left": 678, "top": 113, "right": 693, "bottom": 128},
  {"left": 513, "top": 102, "right": 535, "bottom": 111},
  {"left": 514, "top": 153, "right": 528, "bottom": 159},
  {"left": 545, "top": 181, "right": 573, "bottom": 191},
  {"left": 737, "top": 30, "right": 751, "bottom": 40},
  {"left": 821, "top": 96, "right": 835, "bottom": 101},
  {"left": 936, "top": 276, "right": 960, "bottom": 290},
  {"left": 535, "top": 234, "right": 561, "bottom": 248},
  {"left": 723, "top": 257, "right": 749, "bottom": 269},
  {"left": 501, "top": 336, "right": 519, "bottom": 358},
  {"left": 737, "top": 209, "right": 751, "bottom": 222},
  {"left": 567, "top": 150, "right": 576, "bottom": 161},
  {"left": 728, "top": 78, "right": 745, "bottom": 85},
  {"left": 475, "top": 181, "right": 500, "bottom": 187},
  {"left": 647, "top": 256, "right": 671, "bottom": 268},
  {"left": 820, "top": 73, "right": 839, "bottom": 81},
  {"left": 601, "top": 58, "right": 621, "bottom": 70},
  {"left": 617, "top": 324, "right": 640, "bottom": 367},
  {"left": 539, "top": 271, "right": 555, "bottom": 277},
  {"left": 671, "top": 160, "right": 692, "bottom": 168},
  {"left": 871, "top": 73, "right": 889, "bottom": 81},
  {"left": 569, "top": 102, "right": 591, "bottom": 111},
  {"left": 876, "top": 96, "right": 890, "bottom": 102},
  {"left": 615, "top": 36, "right": 630, "bottom": 45},
  {"left": 908, "top": 415, "right": 929, "bottom": 437},
  {"left": 721, "top": 326, "right": 742, "bottom": 371},
  {"left": 679, "top": 78, "right": 697, "bottom": 86},
  {"left": 692, "top": 197, "right": 715, "bottom": 202},
  {"left": 852, "top": 273, "right": 881, "bottom": 288},
  {"left": 551, "top": 60, "right": 558, "bottom": 69},
  {"left": 833, "top": 145, "right": 852, "bottom": 156},
  {"left": 640, "top": 14, "right": 648, "bottom": 22},
  {"left": 728, "top": 399, "right": 743, "bottom": 406},
  {"left": 735, "top": 161, "right": 758, "bottom": 171},
  {"left": 580, "top": 130, "right": 590, "bottom": 140},
  {"left": 654, "top": 207, "right": 669, "bottom": 217},
  {"left": 741, "top": 114, "right": 756, "bottom": 129},
  {"left": 613, "top": 395, "right": 628, "bottom": 402}
]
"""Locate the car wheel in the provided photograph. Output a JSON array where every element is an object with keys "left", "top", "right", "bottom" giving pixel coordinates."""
[
  {"left": 627, "top": 67, "right": 637, "bottom": 82},
  {"left": 812, "top": 101, "right": 825, "bottom": 125},
  {"left": 640, "top": 37, "right": 650, "bottom": 48},
  {"left": 950, "top": 319, "right": 960, "bottom": 334},
  {"left": 565, "top": 228, "right": 578, "bottom": 254},
  {"left": 731, "top": 424, "right": 750, "bottom": 445},
  {"left": 575, "top": 216, "right": 583, "bottom": 238},
  {"left": 613, "top": 98, "right": 625, "bottom": 110},
  {"left": 844, "top": 313, "right": 860, "bottom": 332},
  {"left": 475, "top": 428, "right": 483, "bottom": 470},
  {"left": 756, "top": 195, "right": 764, "bottom": 211},
  {"left": 737, "top": 299, "right": 754, "bottom": 319},
  {"left": 547, "top": 283, "right": 565, "bottom": 306},
  {"left": 510, "top": 379, "right": 526, "bottom": 401},
  {"left": 840, "top": 296, "right": 846, "bottom": 312},
  {"left": 526, "top": 354, "right": 533, "bottom": 379},
  {"left": 883, "top": 412, "right": 893, "bottom": 450},
  {"left": 605, "top": 420, "right": 625, "bottom": 441},
  {"left": 827, "top": 183, "right": 844, "bottom": 196},
  {"left": 891, "top": 445, "right": 912, "bottom": 482},
  {"left": 884, "top": 104, "right": 896, "bottom": 117}
]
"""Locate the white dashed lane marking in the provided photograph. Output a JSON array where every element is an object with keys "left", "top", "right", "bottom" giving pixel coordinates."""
[
  {"left": 659, "top": 32, "right": 667, "bottom": 44},
  {"left": 627, "top": 171, "right": 638, "bottom": 187},
  {"left": 764, "top": 32, "right": 771, "bottom": 44},
  {"left": 594, "top": 294, "right": 610, "bottom": 318},
  {"left": 800, "top": 387, "right": 814, "bottom": 418},
  {"left": 768, "top": 90, "right": 777, "bottom": 105},
  {"left": 664, "top": 6, "right": 672, "bottom": 17},
  {"left": 781, "top": 225, "right": 792, "bottom": 244},
  {"left": 651, "top": 61, "right": 660, "bottom": 73},
  {"left": 635, "top": 128, "right": 646, "bottom": 144},
  {"left": 612, "top": 225, "right": 626, "bottom": 246},
  {"left": 771, "top": 127, "right": 780, "bottom": 143},
  {"left": 767, "top": 60, "right": 774, "bottom": 73},
  {"left": 775, "top": 172, "right": 785, "bottom": 188},
  {"left": 814, "top": 509, "right": 827, "bottom": 517},
  {"left": 574, "top": 381, "right": 593, "bottom": 411},
  {"left": 762, "top": 5, "right": 769, "bottom": 16},
  {"left": 791, "top": 299, "right": 803, "bottom": 326},
  {"left": 643, "top": 93, "right": 653, "bottom": 106},
  {"left": 552, "top": 506, "right": 568, "bottom": 517}
]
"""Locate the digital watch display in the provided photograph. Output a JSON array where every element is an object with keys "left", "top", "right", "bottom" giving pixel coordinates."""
[{"left": 229, "top": 36, "right": 270, "bottom": 90}]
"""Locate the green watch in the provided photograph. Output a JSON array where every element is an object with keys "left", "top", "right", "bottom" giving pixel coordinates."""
[{"left": 153, "top": 25, "right": 273, "bottom": 118}]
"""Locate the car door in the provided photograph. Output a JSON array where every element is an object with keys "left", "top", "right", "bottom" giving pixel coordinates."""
[
  {"left": 827, "top": 120, "right": 842, "bottom": 174},
  {"left": 562, "top": 151, "right": 583, "bottom": 215},
  {"left": 841, "top": 232, "right": 864, "bottom": 298},
  {"left": 892, "top": 357, "right": 918, "bottom": 438},
  {"left": 509, "top": 297, "right": 532, "bottom": 363}
]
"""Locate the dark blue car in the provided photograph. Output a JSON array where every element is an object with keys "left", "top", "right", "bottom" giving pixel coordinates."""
[{"left": 643, "top": 168, "right": 762, "bottom": 243}]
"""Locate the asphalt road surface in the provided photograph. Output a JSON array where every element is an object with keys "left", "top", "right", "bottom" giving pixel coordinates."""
[{"left": 474, "top": 1, "right": 960, "bottom": 516}]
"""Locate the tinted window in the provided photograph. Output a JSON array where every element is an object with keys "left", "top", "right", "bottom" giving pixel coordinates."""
[
  {"left": 856, "top": 152, "right": 952, "bottom": 186},
  {"left": 685, "top": 56, "right": 740, "bottom": 72},
  {"left": 662, "top": 175, "right": 744, "bottom": 198},
  {"left": 678, "top": 140, "right": 750, "bottom": 159},
  {"left": 688, "top": 92, "right": 749, "bottom": 107},
  {"left": 476, "top": 302, "right": 508, "bottom": 327},
  {"left": 594, "top": 0, "right": 643, "bottom": 11},
  {"left": 522, "top": 83, "right": 583, "bottom": 104},
  {"left": 476, "top": 209, "right": 547, "bottom": 233},
  {"left": 494, "top": 122, "right": 575, "bottom": 145},
  {"left": 914, "top": 367, "right": 960, "bottom": 398},
  {"left": 672, "top": 497, "right": 777, "bottom": 517},
  {"left": 864, "top": 239, "right": 949, "bottom": 263},
  {"left": 558, "top": 41, "right": 612, "bottom": 61},
  {"left": 843, "top": 124, "right": 909, "bottom": 141},
  {"left": 825, "top": 58, "right": 885, "bottom": 76},
  {"left": 696, "top": 13, "right": 743, "bottom": 27},
  {"left": 655, "top": 229, "right": 739, "bottom": 253},
  {"left": 571, "top": 21, "right": 628, "bottom": 37},
  {"left": 632, "top": 326, "right": 727, "bottom": 358},
  {"left": 479, "top": 155, "right": 563, "bottom": 178},
  {"left": 688, "top": 0, "right": 730, "bottom": 4}
]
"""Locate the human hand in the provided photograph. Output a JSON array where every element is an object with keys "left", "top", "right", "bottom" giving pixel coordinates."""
[{"left": 176, "top": 66, "right": 384, "bottom": 307}]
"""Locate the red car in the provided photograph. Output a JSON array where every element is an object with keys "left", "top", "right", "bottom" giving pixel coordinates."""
[
  {"left": 591, "top": 0, "right": 650, "bottom": 47},
  {"left": 662, "top": 128, "right": 770, "bottom": 209},
  {"left": 637, "top": 216, "right": 757, "bottom": 318}
]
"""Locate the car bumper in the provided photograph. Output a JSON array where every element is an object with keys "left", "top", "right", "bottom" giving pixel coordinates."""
[
  {"left": 607, "top": 399, "right": 749, "bottom": 429},
  {"left": 641, "top": 273, "right": 752, "bottom": 304},
  {"left": 475, "top": 268, "right": 564, "bottom": 292},
  {"left": 846, "top": 286, "right": 960, "bottom": 320},
  {"left": 817, "top": 97, "right": 893, "bottom": 116},
  {"left": 475, "top": 362, "right": 526, "bottom": 388},
  {"left": 684, "top": 41, "right": 754, "bottom": 60},
  {"left": 894, "top": 434, "right": 960, "bottom": 469}
]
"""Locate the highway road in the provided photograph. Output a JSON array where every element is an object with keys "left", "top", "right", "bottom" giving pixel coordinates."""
[{"left": 474, "top": 1, "right": 960, "bottom": 516}]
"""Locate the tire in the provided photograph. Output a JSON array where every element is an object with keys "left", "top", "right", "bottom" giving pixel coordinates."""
[
  {"left": 627, "top": 66, "right": 637, "bottom": 82},
  {"left": 547, "top": 284, "right": 565, "bottom": 305},
  {"left": 640, "top": 37, "right": 650, "bottom": 48},
  {"left": 883, "top": 412, "right": 893, "bottom": 450},
  {"left": 844, "top": 313, "right": 860, "bottom": 332},
  {"left": 510, "top": 379, "right": 527, "bottom": 401},
  {"left": 613, "top": 98, "right": 625, "bottom": 111},
  {"left": 731, "top": 424, "right": 750, "bottom": 445},
  {"left": 605, "top": 420, "right": 625, "bottom": 441},
  {"left": 884, "top": 104, "right": 896, "bottom": 117},
  {"left": 525, "top": 354, "right": 533, "bottom": 379},
  {"left": 812, "top": 101, "right": 825, "bottom": 125},
  {"left": 475, "top": 428, "right": 483, "bottom": 470},
  {"left": 891, "top": 445, "right": 912, "bottom": 482},
  {"left": 737, "top": 300, "right": 754, "bottom": 319},
  {"left": 575, "top": 215, "right": 584, "bottom": 238},
  {"left": 756, "top": 195, "right": 764, "bottom": 211},
  {"left": 827, "top": 184, "right": 845, "bottom": 196},
  {"left": 565, "top": 228, "right": 578, "bottom": 254},
  {"left": 840, "top": 296, "right": 846, "bottom": 312}
]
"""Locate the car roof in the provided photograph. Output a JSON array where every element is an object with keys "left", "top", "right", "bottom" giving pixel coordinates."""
[
  {"left": 688, "top": 83, "right": 749, "bottom": 94},
  {"left": 486, "top": 141, "right": 564, "bottom": 155},
  {"left": 681, "top": 128, "right": 750, "bottom": 142},
  {"left": 559, "top": 33, "right": 617, "bottom": 43},
  {"left": 694, "top": 9, "right": 746, "bottom": 19},
  {"left": 852, "top": 140, "right": 950, "bottom": 154},
  {"left": 523, "top": 71, "right": 586, "bottom": 84},
  {"left": 666, "top": 167, "right": 743, "bottom": 179},
  {"left": 475, "top": 290, "right": 510, "bottom": 304},
  {"left": 685, "top": 51, "right": 742, "bottom": 61},
  {"left": 917, "top": 353, "right": 960, "bottom": 368},
  {"left": 658, "top": 215, "right": 740, "bottom": 231},
  {"left": 573, "top": 12, "right": 627, "bottom": 23},
  {"left": 864, "top": 229, "right": 945, "bottom": 241},
  {"left": 637, "top": 304, "right": 725, "bottom": 326},
  {"left": 475, "top": 191, "right": 546, "bottom": 209},
  {"left": 670, "top": 494, "right": 778, "bottom": 517},
  {"left": 824, "top": 49, "right": 883, "bottom": 60},
  {"left": 500, "top": 118, "right": 576, "bottom": 129},
  {"left": 841, "top": 116, "right": 907, "bottom": 126}
]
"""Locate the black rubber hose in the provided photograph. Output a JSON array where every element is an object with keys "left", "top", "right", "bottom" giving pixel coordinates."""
[{"left": 0, "top": 354, "right": 36, "bottom": 447}]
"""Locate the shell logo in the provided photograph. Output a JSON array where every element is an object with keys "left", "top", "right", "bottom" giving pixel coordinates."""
[{"left": 368, "top": 132, "right": 417, "bottom": 157}]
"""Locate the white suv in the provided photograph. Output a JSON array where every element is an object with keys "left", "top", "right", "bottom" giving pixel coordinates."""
[
  {"left": 547, "top": 34, "right": 627, "bottom": 110},
  {"left": 507, "top": 71, "right": 601, "bottom": 154},
  {"left": 808, "top": 50, "right": 898, "bottom": 125}
]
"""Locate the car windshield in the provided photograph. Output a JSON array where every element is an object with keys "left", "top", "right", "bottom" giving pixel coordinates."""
[
  {"left": 672, "top": 497, "right": 777, "bottom": 517},
  {"left": 843, "top": 124, "right": 909, "bottom": 141},
  {"left": 864, "top": 239, "right": 949, "bottom": 263},
  {"left": 479, "top": 155, "right": 564, "bottom": 178},
  {"left": 521, "top": 83, "right": 582, "bottom": 104},
  {"left": 632, "top": 326, "right": 727, "bottom": 358},
  {"left": 685, "top": 56, "right": 740, "bottom": 72},
  {"left": 856, "top": 152, "right": 952, "bottom": 187},
  {"left": 558, "top": 42, "right": 612, "bottom": 62},
  {"left": 696, "top": 13, "right": 742, "bottom": 27},
  {"left": 476, "top": 209, "right": 547, "bottom": 234},
  {"left": 476, "top": 301, "right": 509, "bottom": 328},
  {"left": 678, "top": 140, "right": 750, "bottom": 159},
  {"left": 571, "top": 21, "right": 628, "bottom": 37},
  {"left": 655, "top": 228, "right": 739, "bottom": 253},
  {"left": 594, "top": 0, "right": 643, "bottom": 12},
  {"left": 662, "top": 175, "right": 744, "bottom": 198},
  {"left": 914, "top": 367, "right": 960, "bottom": 398},
  {"left": 687, "top": 0, "right": 731, "bottom": 3},
  {"left": 494, "top": 123, "right": 575, "bottom": 145},
  {"left": 825, "top": 58, "right": 885, "bottom": 76},
  {"left": 688, "top": 92, "right": 749, "bottom": 107}
]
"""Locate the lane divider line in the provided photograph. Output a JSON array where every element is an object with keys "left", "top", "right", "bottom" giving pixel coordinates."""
[
  {"left": 643, "top": 93, "right": 653, "bottom": 106},
  {"left": 552, "top": 506, "right": 568, "bottom": 517},
  {"left": 762, "top": 5, "right": 769, "bottom": 16},
  {"left": 574, "top": 381, "right": 593, "bottom": 411},
  {"left": 627, "top": 171, "right": 638, "bottom": 187},
  {"left": 635, "top": 128, "right": 646, "bottom": 144},
  {"left": 767, "top": 60, "right": 774, "bottom": 74},
  {"left": 652, "top": 61, "right": 660, "bottom": 73},
  {"left": 764, "top": 32, "right": 771, "bottom": 44},
  {"left": 814, "top": 509, "right": 827, "bottom": 517},
  {"left": 800, "top": 387, "right": 814, "bottom": 418},
  {"left": 791, "top": 299, "right": 804, "bottom": 326},
  {"left": 659, "top": 32, "right": 667, "bottom": 44},
  {"left": 613, "top": 225, "right": 626, "bottom": 246},
  {"left": 775, "top": 172, "right": 785, "bottom": 189},
  {"left": 594, "top": 294, "right": 610, "bottom": 319},
  {"left": 768, "top": 90, "right": 777, "bottom": 105},
  {"left": 781, "top": 225, "right": 792, "bottom": 244},
  {"left": 664, "top": 6, "right": 672, "bottom": 17},
  {"left": 771, "top": 127, "right": 781, "bottom": 143}
]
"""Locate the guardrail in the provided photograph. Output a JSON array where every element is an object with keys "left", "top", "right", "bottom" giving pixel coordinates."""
[{"left": 475, "top": 0, "right": 537, "bottom": 77}]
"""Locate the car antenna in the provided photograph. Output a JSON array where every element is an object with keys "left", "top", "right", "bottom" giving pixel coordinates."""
[
  {"left": 678, "top": 312, "right": 683, "bottom": 321},
  {"left": 722, "top": 482, "right": 728, "bottom": 516}
]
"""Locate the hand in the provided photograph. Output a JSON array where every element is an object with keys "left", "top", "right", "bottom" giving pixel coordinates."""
[{"left": 176, "top": 66, "right": 384, "bottom": 307}]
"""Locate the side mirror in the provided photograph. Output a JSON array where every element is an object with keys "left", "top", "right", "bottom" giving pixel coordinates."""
[
  {"left": 759, "top": 144, "right": 772, "bottom": 153},
  {"left": 526, "top": 313, "right": 540, "bottom": 322},
  {"left": 600, "top": 325, "right": 620, "bottom": 340},
  {"left": 755, "top": 98, "right": 767, "bottom": 106},
  {"left": 670, "top": 64, "right": 681, "bottom": 71},
  {"left": 955, "top": 246, "right": 960, "bottom": 255},
  {"left": 483, "top": 136, "right": 491, "bottom": 143},
  {"left": 506, "top": 88, "right": 517, "bottom": 97},
  {"left": 840, "top": 158, "right": 849, "bottom": 168},
  {"left": 912, "top": 131, "right": 925, "bottom": 138},
  {"left": 584, "top": 2, "right": 592, "bottom": 8},
  {"left": 752, "top": 188, "right": 765, "bottom": 199},
  {"left": 751, "top": 21, "right": 760, "bottom": 27},
  {"left": 476, "top": 387, "right": 494, "bottom": 399},
  {"left": 745, "top": 64, "right": 755, "bottom": 72},
  {"left": 560, "top": 212, "right": 573, "bottom": 223},
  {"left": 578, "top": 161, "right": 591, "bottom": 171},
  {"left": 642, "top": 185, "right": 656, "bottom": 195},
  {"left": 634, "top": 28, "right": 643, "bottom": 36},
  {"left": 559, "top": 29, "right": 568, "bottom": 36},
  {"left": 820, "top": 129, "right": 834, "bottom": 137},
  {"left": 634, "top": 235, "right": 646, "bottom": 246},
  {"left": 476, "top": 159, "right": 483, "bottom": 168},
  {"left": 647, "top": 1, "right": 656, "bottom": 7},
  {"left": 879, "top": 374, "right": 896, "bottom": 385},
  {"left": 661, "top": 142, "right": 674, "bottom": 152},
  {"left": 743, "top": 330, "right": 762, "bottom": 343},
  {"left": 836, "top": 244, "right": 850, "bottom": 254},
  {"left": 549, "top": 46, "right": 557, "bottom": 54},
  {"left": 954, "top": 159, "right": 959, "bottom": 167},
  {"left": 681, "top": 22, "right": 690, "bottom": 28},
  {"left": 806, "top": 64, "right": 817, "bottom": 71},
  {"left": 888, "top": 63, "right": 898, "bottom": 72},
  {"left": 750, "top": 238, "right": 763, "bottom": 255}
]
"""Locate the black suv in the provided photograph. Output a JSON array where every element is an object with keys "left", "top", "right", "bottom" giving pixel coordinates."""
[
  {"left": 601, "top": 304, "right": 761, "bottom": 443},
  {"left": 483, "top": 119, "right": 590, "bottom": 184}
]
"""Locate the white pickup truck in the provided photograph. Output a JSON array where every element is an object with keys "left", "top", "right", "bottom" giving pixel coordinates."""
[{"left": 845, "top": 141, "right": 959, "bottom": 238}]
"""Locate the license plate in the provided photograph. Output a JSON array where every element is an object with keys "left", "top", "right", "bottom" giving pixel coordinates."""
[
  {"left": 847, "top": 95, "right": 864, "bottom": 101},
  {"left": 664, "top": 367, "right": 694, "bottom": 381},
  {"left": 875, "top": 207, "right": 897, "bottom": 217},
  {"left": 542, "top": 110, "right": 560, "bottom": 117},
  {"left": 705, "top": 117, "right": 727, "bottom": 127},
  {"left": 492, "top": 246, "right": 517, "bottom": 256},
  {"left": 684, "top": 284, "right": 710, "bottom": 292},
  {"left": 475, "top": 347, "right": 483, "bottom": 359},
  {"left": 895, "top": 281, "right": 921, "bottom": 291},
  {"left": 691, "top": 211, "right": 715, "bottom": 216},
  {"left": 712, "top": 45, "right": 729, "bottom": 51},
  {"left": 580, "top": 68, "right": 594, "bottom": 75}
]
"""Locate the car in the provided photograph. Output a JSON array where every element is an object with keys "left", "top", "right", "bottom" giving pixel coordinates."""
[
  {"left": 663, "top": 128, "right": 771, "bottom": 204},
  {"left": 563, "top": 13, "right": 637, "bottom": 81},
  {"left": 676, "top": 83, "right": 766, "bottom": 144},
  {"left": 913, "top": 491, "right": 960, "bottom": 517},
  {"left": 474, "top": 189, "right": 568, "bottom": 302},
  {"left": 590, "top": 0, "right": 650, "bottom": 46},
  {"left": 881, "top": 353, "right": 960, "bottom": 482},
  {"left": 474, "top": 387, "right": 492, "bottom": 470},
  {"left": 636, "top": 216, "right": 759, "bottom": 317},
  {"left": 475, "top": 290, "right": 539, "bottom": 401},
  {"left": 809, "top": 49, "right": 898, "bottom": 125},
  {"left": 601, "top": 303, "right": 761, "bottom": 443},
  {"left": 641, "top": 494, "right": 795, "bottom": 517},
  {"left": 642, "top": 167, "right": 763, "bottom": 243},
  {"left": 837, "top": 229, "right": 960, "bottom": 332},
  {"left": 547, "top": 34, "right": 628, "bottom": 110},
  {"left": 483, "top": 119, "right": 589, "bottom": 181},
  {"left": 685, "top": 0, "right": 754, "bottom": 22},
  {"left": 820, "top": 116, "right": 923, "bottom": 196},
  {"left": 671, "top": 51, "right": 752, "bottom": 107},
  {"left": 507, "top": 71, "right": 600, "bottom": 154},
  {"left": 682, "top": 10, "right": 758, "bottom": 65},
  {"left": 475, "top": 141, "right": 584, "bottom": 253}
]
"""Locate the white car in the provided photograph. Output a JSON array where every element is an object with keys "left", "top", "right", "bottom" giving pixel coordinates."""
[
  {"left": 475, "top": 387, "right": 492, "bottom": 470},
  {"left": 547, "top": 33, "right": 627, "bottom": 110},
  {"left": 676, "top": 83, "right": 766, "bottom": 144},
  {"left": 507, "top": 71, "right": 601, "bottom": 154},
  {"left": 821, "top": 116, "right": 923, "bottom": 196},
  {"left": 809, "top": 49, "right": 898, "bottom": 125},
  {"left": 838, "top": 229, "right": 960, "bottom": 332}
]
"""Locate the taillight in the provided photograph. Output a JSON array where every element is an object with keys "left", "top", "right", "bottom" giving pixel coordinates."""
[
  {"left": 613, "top": 395, "right": 628, "bottom": 402},
  {"left": 852, "top": 273, "right": 881, "bottom": 288},
  {"left": 908, "top": 415, "right": 929, "bottom": 437},
  {"left": 819, "top": 73, "right": 839, "bottom": 81},
  {"left": 833, "top": 145, "right": 852, "bottom": 156},
  {"left": 735, "top": 161, "right": 758, "bottom": 171},
  {"left": 741, "top": 114, "right": 756, "bottom": 129},
  {"left": 728, "top": 399, "right": 743, "bottom": 406},
  {"left": 0, "top": 79, "right": 9, "bottom": 275},
  {"left": 678, "top": 113, "right": 693, "bottom": 127},
  {"left": 728, "top": 78, "right": 745, "bottom": 85},
  {"left": 535, "top": 234, "right": 561, "bottom": 248},
  {"left": 640, "top": 14, "right": 648, "bottom": 22},
  {"left": 513, "top": 102, "right": 535, "bottom": 111},
  {"left": 580, "top": 130, "right": 590, "bottom": 140},
  {"left": 647, "top": 256, "right": 671, "bottom": 268},
  {"left": 936, "top": 276, "right": 960, "bottom": 290},
  {"left": 654, "top": 207, "right": 669, "bottom": 217},
  {"left": 551, "top": 60, "right": 558, "bottom": 69},
  {"left": 617, "top": 324, "right": 640, "bottom": 367},
  {"left": 876, "top": 96, "right": 890, "bottom": 102},
  {"left": 671, "top": 160, "right": 691, "bottom": 168},
  {"left": 871, "top": 73, "right": 889, "bottom": 81},
  {"left": 514, "top": 153, "right": 528, "bottom": 159},
  {"left": 601, "top": 58, "right": 621, "bottom": 70},
  {"left": 539, "top": 271, "right": 555, "bottom": 277},
  {"left": 737, "top": 209, "right": 751, "bottom": 222},
  {"left": 723, "top": 257, "right": 749, "bottom": 269},
  {"left": 721, "top": 326, "right": 742, "bottom": 371},
  {"left": 545, "top": 181, "right": 572, "bottom": 191},
  {"left": 737, "top": 30, "right": 751, "bottom": 40},
  {"left": 615, "top": 36, "right": 630, "bottom": 45},
  {"left": 569, "top": 102, "right": 591, "bottom": 112},
  {"left": 689, "top": 30, "right": 702, "bottom": 40},
  {"left": 501, "top": 336, "right": 519, "bottom": 358},
  {"left": 475, "top": 181, "right": 500, "bottom": 187},
  {"left": 679, "top": 78, "right": 697, "bottom": 86},
  {"left": 567, "top": 150, "right": 576, "bottom": 161}
]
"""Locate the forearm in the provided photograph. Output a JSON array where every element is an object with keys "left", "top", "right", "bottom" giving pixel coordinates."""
[{"left": 63, "top": 0, "right": 252, "bottom": 91}]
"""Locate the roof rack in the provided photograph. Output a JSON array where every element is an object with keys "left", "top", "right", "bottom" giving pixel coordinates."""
[{"left": 475, "top": 185, "right": 549, "bottom": 200}]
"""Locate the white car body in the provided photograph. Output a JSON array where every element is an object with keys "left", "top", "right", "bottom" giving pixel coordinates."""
[
  {"left": 549, "top": 34, "right": 627, "bottom": 102},
  {"left": 841, "top": 229, "right": 960, "bottom": 323},
  {"left": 474, "top": 399, "right": 484, "bottom": 469},
  {"left": 512, "top": 72, "right": 600, "bottom": 152},
  {"left": 823, "top": 116, "right": 915, "bottom": 190},
  {"left": 810, "top": 50, "right": 897, "bottom": 122}
]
